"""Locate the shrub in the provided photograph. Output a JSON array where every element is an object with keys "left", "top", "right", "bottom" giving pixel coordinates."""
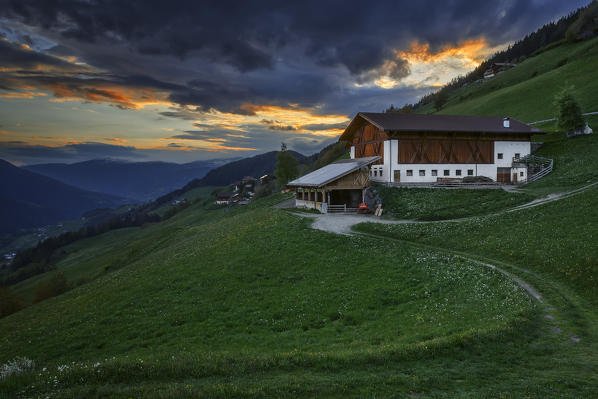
[
  {"left": 554, "top": 87, "right": 585, "bottom": 134},
  {"left": 254, "top": 182, "right": 275, "bottom": 199},
  {"left": 0, "top": 287, "right": 25, "bottom": 318},
  {"left": 33, "top": 272, "right": 69, "bottom": 303}
]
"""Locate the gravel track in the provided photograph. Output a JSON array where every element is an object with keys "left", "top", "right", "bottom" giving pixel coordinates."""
[{"left": 287, "top": 182, "right": 598, "bottom": 343}]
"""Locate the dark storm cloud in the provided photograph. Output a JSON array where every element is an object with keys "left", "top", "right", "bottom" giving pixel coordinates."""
[
  {"left": 0, "top": 38, "right": 84, "bottom": 71},
  {"left": 171, "top": 131, "right": 224, "bottom": 141},
  {"left": 0, "top": 0, "right": 589, "bottom": 165},
  {"left": 268, "top": 125, "right": 296, "bottom": 131},
  {"left": 158, "top": 111, "right": 196, "bottom": 121},
  {"left": 0, "top": 141, "right": 145, "bottom": 164},
  {"left": 2, "top": 0, "right": 586, "bottom": 78},
  {"left": 299, "top": 122, "right": 348, "bottom": 131},
  {"left": 260, "top": 120, "right": 296, "bottom": 131}
]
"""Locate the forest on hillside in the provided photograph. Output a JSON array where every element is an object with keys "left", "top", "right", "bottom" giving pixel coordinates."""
[{"left": 386, "top": 1, "right": 598, "bottom": 113}]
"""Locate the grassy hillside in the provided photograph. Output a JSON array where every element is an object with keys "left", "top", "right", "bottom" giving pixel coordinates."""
[
  {"left": 419, "top": 37, "right": 598, "bottom": 122},
  {"left": 0, "top": 194, "right": 541, "bottom": 397},
  {"left": 376, "top": 186, "right": 535, "bottom": 220},
  {"left": 357, "top": 182, "right": 598, "bottom": 305}
]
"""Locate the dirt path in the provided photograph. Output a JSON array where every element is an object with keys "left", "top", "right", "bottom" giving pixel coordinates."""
[
  {"left": 290, "top": 182, "right": 598, "bottom": 342},
  {"left": 299, "top": 181, "right": 598, "bottom": 235}
]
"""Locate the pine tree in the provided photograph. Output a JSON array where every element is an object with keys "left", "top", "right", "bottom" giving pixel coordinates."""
[
  {"left": 434, "top": 90, "right": 448, "bottom": 111},
  {"left": 275, "top": 143, "right": 298, "bottom": 188},
  {"left": 554, "top": 88, "right": 584, "bottom": 133}
]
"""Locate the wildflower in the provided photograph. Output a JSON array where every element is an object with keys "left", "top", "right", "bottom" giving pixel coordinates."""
[{"left": 0, "top": 357, "right": 35, "bottom": 380}]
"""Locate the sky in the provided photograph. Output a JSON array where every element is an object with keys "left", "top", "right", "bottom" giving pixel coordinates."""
[{"left": 0, "top": 0, "right": 589, "bottom": 165}]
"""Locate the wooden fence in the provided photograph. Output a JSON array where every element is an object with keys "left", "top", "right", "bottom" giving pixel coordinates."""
[{"left": 520, "top": 155, "right": 554, "bottom": 184}]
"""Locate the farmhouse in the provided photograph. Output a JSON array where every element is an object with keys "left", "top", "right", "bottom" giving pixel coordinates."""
[
  {"left": 341, "top": 112, "right": 544, "bottom": 184},
  {"left": 483, "top": 62, "right": 517, "bottom": 78},
  {"left": 215, "top": 192, "right": 233, "bottom": 205}
]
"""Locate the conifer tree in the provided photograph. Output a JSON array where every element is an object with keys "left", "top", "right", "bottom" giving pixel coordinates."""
[
  {"left": 275, "top": 143, "right": 298, "bottom": 188},
  {"left": 555, "top": 88, "right": 584, "bottom": 133}
]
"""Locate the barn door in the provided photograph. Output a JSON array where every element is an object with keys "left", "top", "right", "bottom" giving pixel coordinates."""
[
  {"left": 394, "top": 170, "right": 400, "bottom": 183},
  {"left": 496, "top": 167, "right": 511, "bottom": 184}
]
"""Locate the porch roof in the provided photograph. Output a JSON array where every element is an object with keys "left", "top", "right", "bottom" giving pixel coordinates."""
[{"left": 287, "top": 156, "right": 380, "bottom": 188}]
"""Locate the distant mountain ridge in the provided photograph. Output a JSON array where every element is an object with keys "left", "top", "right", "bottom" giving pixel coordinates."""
[
  {"left": 25, "top": 159, "right": 229, "bottom": 201},
  {"left": 0, "top": 159, "right": 128, "bottom": 234},
  {"left": 197, "top": 150, "right": 308, "bottom": 187}
]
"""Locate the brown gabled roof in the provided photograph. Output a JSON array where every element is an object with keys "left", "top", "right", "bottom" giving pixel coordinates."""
[{"left": 339, "top": 112, "right": 544, "bottom": 142}]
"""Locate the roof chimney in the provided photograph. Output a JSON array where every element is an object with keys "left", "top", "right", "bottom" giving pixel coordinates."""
[{"left": 503, "top": 117, "right": 510, "bottom": 128}]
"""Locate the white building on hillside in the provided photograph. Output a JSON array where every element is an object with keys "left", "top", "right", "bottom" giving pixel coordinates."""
[{"left": 340, "top": 113, "right": 545, "bottom": 184}]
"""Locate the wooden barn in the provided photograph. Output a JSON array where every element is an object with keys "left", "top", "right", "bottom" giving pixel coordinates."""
[
  {"left": 286, "top": 156, "right": 380, "bottom": 213},
  {"left": 339, "top": 113, "right": 545, "bottom": 184}
]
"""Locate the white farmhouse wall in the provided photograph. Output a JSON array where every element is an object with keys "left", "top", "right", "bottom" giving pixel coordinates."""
[
  {"left": 368, "top": 140, "right": 393, "bottom": 183},
  {"left": 367, "top": 139, "right": 533, "bottom": 183},
  {"left": 512, "top": 167, "right": 528, "bottom": 183},
  {"left": 494, "top": 141, "right": 531, "bottom": 167},
  {"left": 389, "top": 163, "right": 498, "bottom": 183}
]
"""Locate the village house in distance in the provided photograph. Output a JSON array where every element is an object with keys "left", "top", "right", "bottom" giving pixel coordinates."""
[{"left": 288, "top": 112, "right": 545, "bottom": 212}]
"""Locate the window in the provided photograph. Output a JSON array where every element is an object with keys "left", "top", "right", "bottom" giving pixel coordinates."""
[
  {"left": 520, "top": 171, "right": 524, "bottom": 177},
  {"left": 406, "top": 170, "right": 413, "bottom": 176},
  {"left": 468, "top": 169, "right": 474, "bottom": 176},
  {"left": 374, "top": 170, "right": 378, "bottom": 177},
  {"left": 443, "top": 169, "right": 450, "bottom": 176},
  {"left": 431, "top": 170, "right": 438, "bottom": 176},
  {"left": 419, "top": 170, "right": 425, "bottom": 176},
  {"left": 498, "top": 153, "right": 503, "bottom": 159},
  {"left": 380, "top": 170, "right": 383, "bottom": 177},
  {"left": 515, "top": 153, "right": 520, "bottom": 159},
  {"left": 456, "top": 169, "right": 462, "bottom": 176}
]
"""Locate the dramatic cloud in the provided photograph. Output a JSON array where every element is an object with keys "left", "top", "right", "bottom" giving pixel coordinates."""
[
  {"left": 0, "top": 0, "right": 588, "bottom": 163},
  {"left": 0, "top": 38, "right": 87, "bottom": 72}
]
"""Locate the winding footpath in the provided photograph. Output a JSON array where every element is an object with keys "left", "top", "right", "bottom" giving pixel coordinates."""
[{"left": 292, "top": 182, "right": 598, "bottom": 343}]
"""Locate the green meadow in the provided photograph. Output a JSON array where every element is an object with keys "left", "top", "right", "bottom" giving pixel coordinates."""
[
  {"left": 375, "top": 185, "right": 535, "bottom": 220},
  {"left": 419, "top": 37, "right": 598, "bottom": 122}
]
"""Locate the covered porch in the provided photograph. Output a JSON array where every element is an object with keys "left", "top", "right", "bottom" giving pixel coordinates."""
[{"left": 287, "top": 156, "right": 380, "bottom": 213}]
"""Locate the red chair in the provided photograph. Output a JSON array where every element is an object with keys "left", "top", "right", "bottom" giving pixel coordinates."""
[{"left": 357, "top": 203, "right": 370, "bottom": 214}]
